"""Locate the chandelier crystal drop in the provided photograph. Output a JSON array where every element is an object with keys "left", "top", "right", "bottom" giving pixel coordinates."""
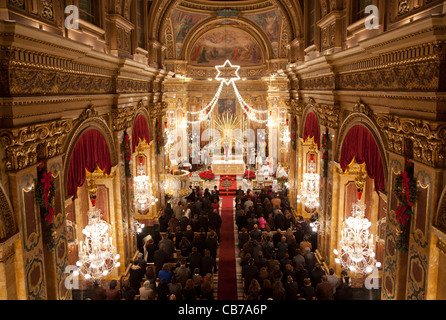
[
  {"left": 297, "top": 155, "right": 320, "bottom": 210},
  {"left": 133, "top": 160, "right": 158, "bottom": 213},
  {"left": 74, "top": 206, "right": 120, "bottom": 280}
]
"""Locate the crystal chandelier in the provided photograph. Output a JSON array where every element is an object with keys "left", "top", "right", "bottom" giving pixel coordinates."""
[
  {"left": 280, "top": 127, "right": 291, "bottom": 144},
  {"left": 74, "top": 206, "right": 121, "bottom": 280},
  {"left": 297, "top": 153, "right": 320, "bottom": 210},
  {"left": 134, "top": 159, "right": 158, "bottom": 213},
  {"left": 333, "top": 169, "right": 380, "bottom": 275}
]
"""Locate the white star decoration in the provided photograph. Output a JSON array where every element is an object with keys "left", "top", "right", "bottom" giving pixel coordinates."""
[{"left": 215, "top": 59, "right": 241, "bottom": 85}]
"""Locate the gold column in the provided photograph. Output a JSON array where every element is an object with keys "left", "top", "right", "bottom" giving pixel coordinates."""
[{"left": 0, "top": 234, "right": 19, "bottom": 300}]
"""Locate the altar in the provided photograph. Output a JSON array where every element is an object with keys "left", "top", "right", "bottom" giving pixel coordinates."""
[{"left": 212, "top": 155, "right": 245, "bottom": 175}]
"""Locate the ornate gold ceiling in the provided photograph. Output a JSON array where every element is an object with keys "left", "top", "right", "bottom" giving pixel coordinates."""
[{"left": 152, "top": 0, "right": 302, "bottom": 79}]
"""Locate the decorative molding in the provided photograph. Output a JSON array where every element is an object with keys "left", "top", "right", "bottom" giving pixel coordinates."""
[
  {"left": 111, "top": 106, "right": 138, "bottom": 132},
  {"left": 376, "top": 114, "right": 446, "bottom": 168},
  {"left": 0, "top": 119, "right": 73, "bottom": 171}
]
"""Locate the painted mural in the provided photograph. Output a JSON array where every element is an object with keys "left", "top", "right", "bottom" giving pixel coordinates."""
[
  {"left": 245, "top": 9, "right": 281, "bottom": 56},
  {"left": 190, "top": 27, "right": 263, "bottom": 67},
  {"left": 171, "top": 9, "right": 209, "bottom": 58}
]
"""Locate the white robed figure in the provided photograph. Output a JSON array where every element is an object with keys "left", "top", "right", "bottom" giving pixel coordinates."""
[
  {"left": 242, "top": 179, "right": 249, "bottom": 194},
  {"left": 261, "top": 162, "right": 272, "bottom": 177},
  {"left": 256, "top": 153, "right": 263, "bottom": 171},
  {"left": 272, "top": 180, "right": 279, "bottom": 193},
  {"left": 276, "top": 162, "right": 288, "bottom": 179}
]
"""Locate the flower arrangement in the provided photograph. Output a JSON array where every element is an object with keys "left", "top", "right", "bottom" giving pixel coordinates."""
[
  {"left": 36, "top": 161, "right": 57, "bottom": 251},
  {"left": 122, "top": 131, "right": 131, "bottom": 177},
  {"left": 199, "top": 170, "right": 215, "bottom": 182},
  {"left": 244, "top": 170, "right": 256, "bottom": 181},
  {"left": 277, "top": 176, "right": 288, "bottom": 184},
  {"left": 393, "top": 159, "right": 418, "bottom": 252}
]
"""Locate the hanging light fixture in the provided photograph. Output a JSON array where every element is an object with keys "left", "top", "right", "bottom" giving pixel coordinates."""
[
  {"left": 297, "top": 150, "right": 320, "bottom": 210},
  {"left": 333, "top": 168, "right": 381, "bottom": 275},
  {"left": 133, "top": 157, "right": 158, "bottom": 213},
  {"left": 280, "top": 127, "right": 291, "bottom": 144},
  {"left": 74, "top": 176, "right": 120, "bottom": 280}
]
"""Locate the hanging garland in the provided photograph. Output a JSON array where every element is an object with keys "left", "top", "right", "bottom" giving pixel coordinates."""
[
  {"left": 155, "top": 118, "right": 162, "bottom": 155},
  {"left": 122, "top": 131, "right": 131, "bottom": 177},
  {"left": 393, "top": 159, "right": 418, "bottom": 252},
  {"left": 321, "top": 129, "right": 331, "bottom": 178},
  {"left": 291, "top": 116, "right": 297, "bottom": 151},
  {"left": 36, "top": 161, "right": 57, "bottom": 251}
]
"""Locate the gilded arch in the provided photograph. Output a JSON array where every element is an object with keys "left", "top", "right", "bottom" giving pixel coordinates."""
[
  {"left": 62, "top": 107, "right": 118, "bottom": 199},
  {"left": 335, "top": 112, "right": 389, "bottom": 191}
]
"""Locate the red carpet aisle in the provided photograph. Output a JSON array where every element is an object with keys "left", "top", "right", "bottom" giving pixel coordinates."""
[{"left": 217, "top": 196, "right": 238, "bottom": 300}]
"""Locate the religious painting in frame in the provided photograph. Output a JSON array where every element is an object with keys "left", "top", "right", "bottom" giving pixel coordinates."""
[
  {"left": 190, "top": 27, "right": 263, "bottom": 67},
  {"left": 218, "top": 98, "right": 236, "bottom": 117}
]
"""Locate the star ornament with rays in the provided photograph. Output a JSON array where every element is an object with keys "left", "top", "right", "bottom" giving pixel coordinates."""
[{"left": 215, "top": 60, "right": 241, "bottom": 85}]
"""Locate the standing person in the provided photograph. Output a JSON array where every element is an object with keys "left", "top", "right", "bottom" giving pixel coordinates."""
[
  {"left": 128, "top": 260, "right": 144, "bottom": 292},
  {"left": 175, "top": 258, "right": 191, "bottom": 288},
  {"left": 120, "top": 279, "right": 137, "bottom": 300},
  {"left": 310, "top": 263, "right": 326, "bottom": 288},
  {"left": 90, "top": 280, "right": 106, "bottom": 300},
  {"left": 173, "top": 201, "right": 183, "bottom": 220},
  {"left": 315, "top": 275, "right": 334, "bottom": 300},
  {"left": 209, "top": 209, "right": 222, "bottom": 243},
  {"left": 242, "top": 258, "right": 259, "bottom": 294},
  {"left": 139, "top": 280, "right": 155, "bottom": 300},
  {"left": 298, "top": 278, "right": 315, "bottom": 300},
  {"left": 188, "top": 246, "right": 202, "bottom": 274},
  {"left": 154, "top": 244, "right": 169, "bottom": 277},
  {"left": 144, "top": 238, "right": 157, "bottom": 263},
  {"left": 327, "top": 268, "right": 340, "bottom": 295},
  {"left": 105, "top": 280, "right": 121, "bottom": 300},
  {"left": 211, "top": 199, "right": 220, "bottom": 215},
  {"left": 205, "top": 231, "right": 218, "bottom": 259}
]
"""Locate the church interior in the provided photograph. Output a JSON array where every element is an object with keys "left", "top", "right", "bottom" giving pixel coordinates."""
[{"left": 0, "top": 0, "right": 445, "bottom": 302}]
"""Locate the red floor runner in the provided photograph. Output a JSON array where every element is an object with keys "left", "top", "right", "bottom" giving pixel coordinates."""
[{"left": 217, "top": 196, "right": 238, "bottom": 300}]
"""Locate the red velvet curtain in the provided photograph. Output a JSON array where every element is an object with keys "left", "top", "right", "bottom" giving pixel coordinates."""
[
  {"left": 132, "top": 114, "right": 150, "bottom": 152},
  {"left": 303, "top": 112, "right": 321, "bottom": 149},
  {"left": 340, "top": 125, "right": 385, "bottom": 193},
  {"left": 67, "top": 129, "right": 112, "bottom": 199}
]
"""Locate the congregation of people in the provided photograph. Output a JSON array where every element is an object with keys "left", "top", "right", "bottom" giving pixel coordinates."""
[
  {"left": 89, "top": 185, "right": 223, "bottom": 300},
  {"left": 86, "top": 183, "right": 354, "bottom": 301},
  {"left": 236, "top": 187, "right": 353, "bottom": 301}
]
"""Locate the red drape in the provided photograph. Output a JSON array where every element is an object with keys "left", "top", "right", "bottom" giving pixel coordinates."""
[
  {"left": 340, "top": 125, "right": 385, "bottom": 193},
  {"left": 67, "top": 129, "right": 112, "bottom": 199},
  {"left": 132, "top": 114, "right": 150, "bottom": 152},
  {"left": 303, "top": 112, "right": 321, "bottom": 149}
]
